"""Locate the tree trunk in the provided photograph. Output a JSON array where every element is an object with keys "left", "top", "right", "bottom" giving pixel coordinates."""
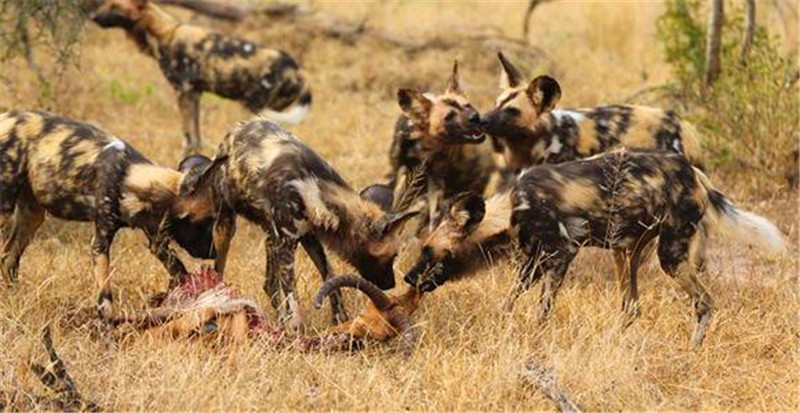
[
  {"left": 740, "top": 0, "right": 755, "bottom": 64},
  {"left": 704, "top": 0, "right": 724, "bottom": 88}
]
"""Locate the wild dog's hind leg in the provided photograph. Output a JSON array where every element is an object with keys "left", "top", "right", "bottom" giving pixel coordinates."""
[
  {"left": 658, "top": 229, "right": 713, "bottom": 349},
  {"left": 178, "top": 91, "right": 202, "bottom": 156},
  {"left": 0, "top": 187, "right": 44, "bottom": 284},
  {"left": 301, "top": 235, "right": 349, "bottom": 325}
]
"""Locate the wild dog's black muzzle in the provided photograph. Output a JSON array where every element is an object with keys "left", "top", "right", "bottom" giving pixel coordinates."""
[{"left": 403, "top": 247, "right": 444, "bottom": 292}]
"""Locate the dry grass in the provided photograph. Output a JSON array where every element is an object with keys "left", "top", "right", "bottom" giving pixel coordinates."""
[{"left": 1, "top": 1, "right": 798, "bottom": 411}]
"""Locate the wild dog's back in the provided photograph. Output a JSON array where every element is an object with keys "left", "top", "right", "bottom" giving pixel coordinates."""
[
  {"left": 0, "top": 110, "right": 119, "bottom": 220},
  {"left": 512, "top": 150, "right": 701, "bottom": 249},
  {"left": 219, "top": 119, "right": 352, "bottom": 228}
]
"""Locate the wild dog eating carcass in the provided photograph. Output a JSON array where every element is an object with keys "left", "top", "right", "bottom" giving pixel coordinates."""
[
  {"left": 86, "top": 0, "right": 312, "bottom": 155},
  {"left": 482, "top": 52, "right": 705, "bottom": 172},
  {"left": 314, "top": 274, "right": 422, "bottom": 355},
  {"left": 205, "top": 119, "right": 419, "bottom": 331},
  {"left": 112, "top": 269, "right": 420, "bottom": 355},
  {"left": 0, "top": 110, "right": 232, "bottom": 320},
  {"left": 379, "top": 61, "right": 495, "bottom": 229},
  {"left": 406, "top": 150, "right": 787, "bottom": 347}
]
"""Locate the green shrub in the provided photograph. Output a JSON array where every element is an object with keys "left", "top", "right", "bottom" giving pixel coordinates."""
[{"left": 656, "top": 0, "right": 799, "bottom": 183}]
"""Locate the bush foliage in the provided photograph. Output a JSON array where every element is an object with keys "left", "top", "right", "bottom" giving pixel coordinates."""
[{"left": 656, "top": 0, "right": 799, "bottom": 180}]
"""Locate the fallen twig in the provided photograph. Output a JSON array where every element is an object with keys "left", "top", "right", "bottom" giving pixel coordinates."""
[{"left": 521, "top": 359, "right": 582, "bottom": 413}]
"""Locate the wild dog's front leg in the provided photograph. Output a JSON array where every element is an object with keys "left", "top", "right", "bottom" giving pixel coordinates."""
[
  {"left": 301, "top": 235, "right": 349, "bottom": 325},
  {"left": 502, "top": 255, "right": 544, "bottom": 313},
  {"left": 178, "top": 91, "right": 201, "bottom": 156},
  {"left": 92, "top": 221, "right": 120, "bottom": 321},
  {"left": 536, "top": 249, "right": 577, "bottom": 323},
  {"left": 145, "top": 219, "right": 188, "bottom": 287},
  {"left": 213, "top": 208, "right": 236, "bottom": 276},
  {"left": 265, "top": 234, "right": 304, "bottom": 333}
]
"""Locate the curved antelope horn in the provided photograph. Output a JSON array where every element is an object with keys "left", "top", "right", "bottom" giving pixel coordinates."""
[
  {"left": 388, "top": 311, "right": 418, "bottom": 357},
  {"left": 314, "top": 274, "right": 393, "bottom": 312}
]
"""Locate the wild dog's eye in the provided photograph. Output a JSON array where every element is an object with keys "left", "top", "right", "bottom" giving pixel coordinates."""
[
  {"left": 445, "top": 111, "right": 457, "bottom": 122},
  {"left": 504, "top": 107, "right": 521, "bottom": 117}
]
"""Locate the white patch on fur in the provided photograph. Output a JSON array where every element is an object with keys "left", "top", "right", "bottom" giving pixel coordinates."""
[
  {"left": 290, "top": 179, "right": 339, "bottom": 230},
  {"left": 422, "top": 92, "right": 437, "bottom": 101},
  {"left": 672, "top": 138, "right": 682, "bottom": 154},
  {"left": 103, "top": 139, "right": 125, "bottom": 152},
  {"left": 260, "top": 79, "right": 272, "bottom": 89},
  {"left": 552, "top": 109, "right": 585, "bottom": 124},
  {"left": 547, "top": 136, "right": 563, "bottom": 154},
  {"left": 243, "top": 43, "right": 253, "bottom": 53},
  {"left": 513, "top": 198, "right": 530, "bottom": 211},
  {"left": 258, "top": 102, "right": 310, "bottom": 126},
  {"left": 558, "top": 222, "right": 570, "bottom": 239}
]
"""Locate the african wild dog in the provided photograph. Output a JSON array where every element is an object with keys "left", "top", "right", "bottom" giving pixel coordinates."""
[
  {"left": 87, "top": 0, "right": 312, "bottom": 155},
  {"left": 379, "top": 61, "right": 495, "bottom": 228},
  {"left": 0, "top": 110, "right": 233, "bottom": 320},
  {"left": 483, "top": 52, "right": 707, "bottom": 286},
  {"left": 406, "top": 149, "right": 787, "bottom": 347},
  {"left": 403, "top": 190, "right": 514, "bottom": 292},
  {"left": 205, "top": 119, "right": 419, "bottom": 331},
  {"left": 482, "top": 52, "right": 704, "bottom": 171}
]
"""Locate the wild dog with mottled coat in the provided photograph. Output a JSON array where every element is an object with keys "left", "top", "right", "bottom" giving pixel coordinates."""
[
  {"left": 482, "top": 53, "right": 704, "bottom": 172},
  {"left": 406, "top": 149, "right": 787, "bottom": 347},
  {"left": 208, "top": 119, "right": 418, "bottom": 331},
  {"left": 379, "top": 62, "right": 495, "bottom": 227},
  {"left": 87, "top": 0, "right": 312, "bottom": 155},
  {"left": 0, "top": 110, "right": 233, "bottom": 320}
]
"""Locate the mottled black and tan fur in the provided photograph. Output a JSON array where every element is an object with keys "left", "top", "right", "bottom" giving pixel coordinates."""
[
  {"left": 381, "top": 62, "right": 495, "bottom": 228},
  {"left": 406, "top": 150, "right": 786, "bottom": 347},
  {"left": 482, "top": 53, "right": 704, "bottom": 172},
  {"left": 210, "top": 119, "right": 418, "bottom": 331},
  {"left": 88, "top": 0, "right": 312, "bottom": 155},
  {"left": 0, "top": 110, "right": 233, "bottom": 320}
]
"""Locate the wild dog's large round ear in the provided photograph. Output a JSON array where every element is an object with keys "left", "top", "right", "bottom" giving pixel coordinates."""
[
  {"left": 527, "top": 75, "right": 561, "bottom": 114},
  {"left": 179, "top": 155, "right": 229, "bottom": 196},
  {"left": 397, "top": 88, "right": 433, "bottom": 121},
  {"left": 178, "top": 154, "right": 211, "bottom": 172},
  {"left": 359, "top": 183, "right": 394, "bottom": 212},
  {"left": 498, "top": 52, "right": 523, "bottom": 89},
  {"left": 448, "top": 192, "right": 486, "bottom": 233},
  {"left": 379, "top": 210, "right": 421, "bottom": 237},
  {"left": 445, "top": 60, "right": 464, "bottom": 95}
]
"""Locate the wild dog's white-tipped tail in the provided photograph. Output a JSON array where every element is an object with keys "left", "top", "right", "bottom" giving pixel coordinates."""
[
  {"left": 695, "top": 167, "right": 788, "bottom": 254},
  {"left": 258, "top": 91, "right": 312, "bottom": 126}
]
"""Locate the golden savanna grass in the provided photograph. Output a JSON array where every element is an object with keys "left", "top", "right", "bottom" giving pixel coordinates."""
[{"left": 1, "top": 1, "right": 798, "bottom": 411}]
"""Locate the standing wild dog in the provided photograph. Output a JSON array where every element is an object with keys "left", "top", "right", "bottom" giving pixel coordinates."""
[
  {"left": 87, "top": 0, "right": 312, "bottom": 155},
  {"left": 0, "top": 110, "right": 233, "bottom": 320},
  {"left": 482, "top": 53, "right": 705, "bottom": 171},
  {"left": 405, "top": 150, "right": 787, "bottom": 347},
  {"left": 380, "top": 61, "right": 495, "bottom": 227},
  {"left": 483, "top": 52, "right": 707, "bottom": 291},
  {"left": 206, "top": 119, "right": 418, "bottom": 331}
]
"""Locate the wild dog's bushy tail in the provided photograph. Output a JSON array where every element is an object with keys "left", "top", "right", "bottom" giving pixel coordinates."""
[
  {"left": 694, "top": 167, "right": 788, "bottom": 253},
  {"left": 259, "top": 82, "right": 312, "bottom": 126}
]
